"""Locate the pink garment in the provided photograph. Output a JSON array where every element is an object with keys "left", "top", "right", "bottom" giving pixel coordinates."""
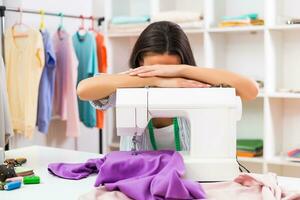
[
  {"left": 79, "top": 187, "right": 132, "bottom": 200},
  {"left": 78, "top": 173, "right": 300, "bottom": 200},
  {"left": 52, "top": 30, "right": 80, "bottom": 137},
  {"left": 202, "top": 173, "right": 300, "bottom": 200}
]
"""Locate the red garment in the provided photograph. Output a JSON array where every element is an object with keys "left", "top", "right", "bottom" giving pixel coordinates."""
[{"left": 95, "top": 33, "right": 107, "bottom": 128}]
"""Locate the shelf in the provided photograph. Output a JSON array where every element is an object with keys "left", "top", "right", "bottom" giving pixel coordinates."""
[
  {"left": 107, "top": 25, "right": 300, "bottom": 38},
  {"left": 267, "top": 156, "right": 300, "bottom": 167},
  {"left": 208, "top": 26, "right": 265, "bottom": 33},
  {"left": 107, "top": 31, "right": 143, "bottom": 38},
  {"left": 238, "top": 156, "right": 264, "bottom": 163},
  {"left": 268, "top": 92, "right": 300, "bottom": 99},
  {"left": 107, "top": 28, "right": 204, "bottom": 38},
  {"left": 238, "top": 156, "right": 300, "bottom": 167},
  {"left": 269, "top": 24, "right": 300, "bottom": 31}
]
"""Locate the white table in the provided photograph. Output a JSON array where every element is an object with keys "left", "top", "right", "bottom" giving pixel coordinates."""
[
  {"left": 2, "top": 146, "right": 102, "bottom": 200},
  {"left": 1, "top": 146, "right": 300, "bottom": 200}
]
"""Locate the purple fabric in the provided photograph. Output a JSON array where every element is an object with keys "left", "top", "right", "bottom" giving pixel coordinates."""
[
  {"left": 36, "top": 29, "right": 56, "bottom": 133},
  {"left": 48, "top": 150, "right": 206, "bottom": 200}
]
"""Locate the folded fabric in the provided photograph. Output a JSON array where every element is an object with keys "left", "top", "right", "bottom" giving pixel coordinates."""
[
  {"left": 152, "top": 11, "right": 203, "bottom": 23},
  {"left": 219, "top": 19, "right": 264, "bottom": 27},
  {"left": 48, "top": 150, "right": 205, "bottom": 200},
  {"left": 203, "top": 173, "right": 300, "bottom": 200},
  {"left": 108, "top": 23, "right": 150, "bottom": 33},
  {"left": 237, "top": 149, "right": 263, "bottom": 157},
  {"left": 237, "top": 139, "right": 263, "bottom": 152},
  {"left": 178, "top": 21, "right": 204, "bottom": 29},
  {"left": 111, "top": 16, "right": 150, "bottom": 25},
  {"left": 222, "top": 13, "right": 258, "bottom": 21},
  {"left": 288, "top": 149, "right": 300, "bottom": 158},
  {"left": 108, "top": 21, "right": 203, "bottom": 34}
]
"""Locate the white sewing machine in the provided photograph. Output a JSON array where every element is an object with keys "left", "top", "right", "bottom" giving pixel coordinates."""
[{"left": 116, "top": 88, "right": 242, "bottom": 181}]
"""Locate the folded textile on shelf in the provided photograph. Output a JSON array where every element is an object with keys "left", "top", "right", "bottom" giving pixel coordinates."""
[
  {"left": 287, "top": 148, "right": 300, "bottom": 162},
  {"left": 286, "top": 18, "right": 300, "bottom": 24},
  {"left": 178, "top": 21, "right": 204, "bottom": 29},
  {"left": 237, "top": 139, "right": 263, "bottom": 157},
  {"left": 219, "top": 13, "right": 264, "bottom": 27},
  {"left": 111, "top": 16, "right": 150, "bottom": 25},
  {"left": 288, "top": 149, "right": 300, "bottom": 158},
  {"left": 48, "top": 150, "right": 206, "bottom": 200},
  {"left": 222, "top": 13, "right": 258, "bottom": 21},
  {"left": 108, "top": 23, "right": 150, "bottom": 33},
  {"left": 219, "top": 19, "right": 264, "bottom": 27},
  {"left": 237, "top": 149, "right": 263, "bottom": 157},
  {"left": 151, "top": 11, "right": 203, "bottom": 23},
  {"left": 108, "top": 20, "right": 203, "bottom": 35}
]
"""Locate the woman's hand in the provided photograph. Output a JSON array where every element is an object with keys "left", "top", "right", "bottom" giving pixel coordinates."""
[
  {"left": 154, "top": 77, "right": 211, "bottom": 88},
  {"left": 128, "top": 64, "right": 211, "bottom": 88},
  {"left": 128, "top": 64, "right": 187, "bottom": 78}
]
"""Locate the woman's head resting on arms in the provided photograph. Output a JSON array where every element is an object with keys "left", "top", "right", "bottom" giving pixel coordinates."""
[{"left": 129, "top": 21, "right": 196, "bottom": 68}]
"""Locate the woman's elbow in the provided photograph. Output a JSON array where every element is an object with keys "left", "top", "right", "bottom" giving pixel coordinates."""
[
  {"left": 77, "top": 80, "right": 89, "bottom": 101},
  {"left": 241, "top": 80, "right": 259, "bottom": 101}
]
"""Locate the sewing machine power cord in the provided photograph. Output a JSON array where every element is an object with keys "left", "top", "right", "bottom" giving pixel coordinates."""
[{"left": 236, "top": 156, "right": 250, "bottom": 173}]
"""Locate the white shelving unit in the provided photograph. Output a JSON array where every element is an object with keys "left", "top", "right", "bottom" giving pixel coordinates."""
[{"left": 95, "top": 0, "right": 300, "bottom": 177}]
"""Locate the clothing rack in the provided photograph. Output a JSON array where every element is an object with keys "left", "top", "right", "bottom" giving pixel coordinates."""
[{"left": 0, "top": 6, "right": 105, "bottom": 153}]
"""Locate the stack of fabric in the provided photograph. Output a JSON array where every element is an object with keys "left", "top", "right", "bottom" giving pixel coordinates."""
[
  {"left": 108, "top": 15, "right": 150, "bottom": 33},
  {"left": 108, "top": 11, "right": 204, "bottom": 34},
  {"left": 152, "top": 11, "right": 203, "bottom": 29},
  {"left": 219, "top": 13, "right": 264, "bottom": 27},
  {"left": 237, "top": 139, "right": 263, "bottom": 157},
  {"left": 287, "top": 148, "right": 300, "bottom": 162}
]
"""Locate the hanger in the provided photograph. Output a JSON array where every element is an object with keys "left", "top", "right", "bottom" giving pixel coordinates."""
[
  {"left": 39, "top": 9, "right": 46, "bottom": 31},
  {"left": 88, "top": 16, "right": 95, "bottom": 32},
  {"left": 57, "top": 12, "right": 64, "bottom": 31},
  {"left": 77, "top": 15, "right": 87, "bottom": 36},
  {"left": 12, "top": 7, "right": 30, "bottom": 38}
]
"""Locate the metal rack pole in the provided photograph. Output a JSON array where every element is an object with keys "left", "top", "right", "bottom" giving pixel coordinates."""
[{"left": 5, "top": 7, "right": 105, "bottom": 24}]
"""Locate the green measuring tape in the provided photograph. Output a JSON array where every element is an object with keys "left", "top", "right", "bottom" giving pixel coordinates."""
[{"left": 148, "top": 118, "right": 181, "bottom": 151}]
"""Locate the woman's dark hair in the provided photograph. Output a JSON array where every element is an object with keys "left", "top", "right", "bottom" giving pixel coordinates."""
[{"left": 129, "top": 21, "right": 196, "bottom": 68}]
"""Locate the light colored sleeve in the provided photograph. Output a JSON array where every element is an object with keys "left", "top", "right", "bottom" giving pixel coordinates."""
[{"left": 90, "top": 93, "right": 116, "bottom": 111}]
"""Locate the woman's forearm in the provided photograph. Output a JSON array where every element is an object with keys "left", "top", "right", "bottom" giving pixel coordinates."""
[
  {"left": 77, "top": 74, "right": 158, "bottom": 101},
  {"left": 180, "top": 66, "right": 259, "bottom": 100}
]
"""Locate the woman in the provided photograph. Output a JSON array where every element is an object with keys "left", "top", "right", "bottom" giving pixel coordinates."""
[{"left": 77, "top": 21, "right": 258, "bottom": 151}]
